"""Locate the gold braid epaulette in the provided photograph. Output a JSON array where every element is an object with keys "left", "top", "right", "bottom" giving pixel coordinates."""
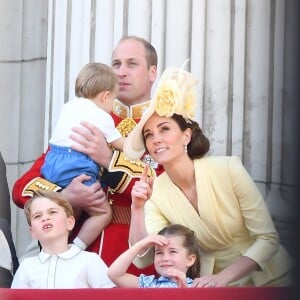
[
  {"left": 108, "top": 150, "right": 156, "bottom": 193},
  {"left": 22, "top": 177, "right": 62, "bottom": 198}
]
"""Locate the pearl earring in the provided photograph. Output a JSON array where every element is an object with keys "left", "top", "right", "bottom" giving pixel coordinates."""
[{"left": 184, "top": 144, "right": 188, "bottom": 152}]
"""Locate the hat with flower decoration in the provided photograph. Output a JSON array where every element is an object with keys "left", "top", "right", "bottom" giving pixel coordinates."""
[{"left": 123, "top": 66, "right": 197, "bottom": 160}]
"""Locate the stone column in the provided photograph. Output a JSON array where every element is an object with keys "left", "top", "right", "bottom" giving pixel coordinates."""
[{"left": 0, "top": 0, "right": 48, "bottom": 256}]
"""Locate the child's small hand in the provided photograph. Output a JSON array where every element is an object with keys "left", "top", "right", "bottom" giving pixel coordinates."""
[
  {"left": 165, "top": 268, "right": 188, "bottom": 287},
  {"left": 137, "top": 234, "right": 169, "bottom": 249}
]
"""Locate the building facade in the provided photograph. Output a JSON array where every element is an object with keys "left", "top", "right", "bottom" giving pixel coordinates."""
[{"left": 0, "top": 0, "right": 298, "bottom": 258}]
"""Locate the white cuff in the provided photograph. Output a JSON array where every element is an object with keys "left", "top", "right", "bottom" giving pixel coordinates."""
[{"left": 73, "top": 237, "right": 87, "bottom": 250}]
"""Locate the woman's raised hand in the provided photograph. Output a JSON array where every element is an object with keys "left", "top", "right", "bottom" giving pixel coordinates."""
[{"left": 131, "top": 165, "right": 154, "bottom": 209}]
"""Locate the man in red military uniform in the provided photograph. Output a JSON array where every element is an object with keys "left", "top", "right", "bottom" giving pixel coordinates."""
[{"left": 12, "top": 36, "right": 163, "bottom": 275}]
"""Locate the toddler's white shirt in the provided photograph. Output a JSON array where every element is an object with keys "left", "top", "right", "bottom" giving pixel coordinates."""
[{"left": 50, "top": 97, "right": 121, "bottom": 146}]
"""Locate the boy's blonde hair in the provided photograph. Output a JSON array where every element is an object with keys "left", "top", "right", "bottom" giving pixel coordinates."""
[
  {"left": 75, "top": 62, "right": 118, "bottom": 99},
  {"left": 24, "top": 190, "right": 74, "bottom": 226}
]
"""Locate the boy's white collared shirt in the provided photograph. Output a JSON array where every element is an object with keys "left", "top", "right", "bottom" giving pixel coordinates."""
[{"left": 11, "top": 244, "right": 115, "bottom": 288}]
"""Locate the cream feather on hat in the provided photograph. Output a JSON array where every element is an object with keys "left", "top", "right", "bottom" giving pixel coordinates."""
[{"left": 123, "top": 67, "right": 197, "bottom": 160}]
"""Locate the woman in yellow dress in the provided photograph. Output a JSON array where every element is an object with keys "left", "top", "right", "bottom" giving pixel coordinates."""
[{"left": 123, "top": 67, "right": 293, "bottom": 287}]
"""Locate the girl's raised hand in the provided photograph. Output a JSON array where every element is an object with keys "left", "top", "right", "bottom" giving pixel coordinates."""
[{"left": 165, "top": 268, "right": 188, "bottom": 288}]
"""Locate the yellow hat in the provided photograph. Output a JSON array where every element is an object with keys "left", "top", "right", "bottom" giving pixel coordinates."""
[{"left": 124, "top": 67, "right": 197, "bottom": 160}]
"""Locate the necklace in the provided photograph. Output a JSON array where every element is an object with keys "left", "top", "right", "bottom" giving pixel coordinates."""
[{"left": 180, "top": 185, "right": 198, "bottom": 212}]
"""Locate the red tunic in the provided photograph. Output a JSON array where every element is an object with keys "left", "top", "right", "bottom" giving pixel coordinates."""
[{"left": 12, "top": 99, "right": 164, "bottom": 275}]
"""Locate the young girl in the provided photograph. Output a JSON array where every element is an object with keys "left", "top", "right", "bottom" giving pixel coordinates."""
[
  {"left": 11, "top": 190, "right": 115, "bottom": 288},
  {"left": 107, "top": 224, "right": 200, "bottom": 287}
]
